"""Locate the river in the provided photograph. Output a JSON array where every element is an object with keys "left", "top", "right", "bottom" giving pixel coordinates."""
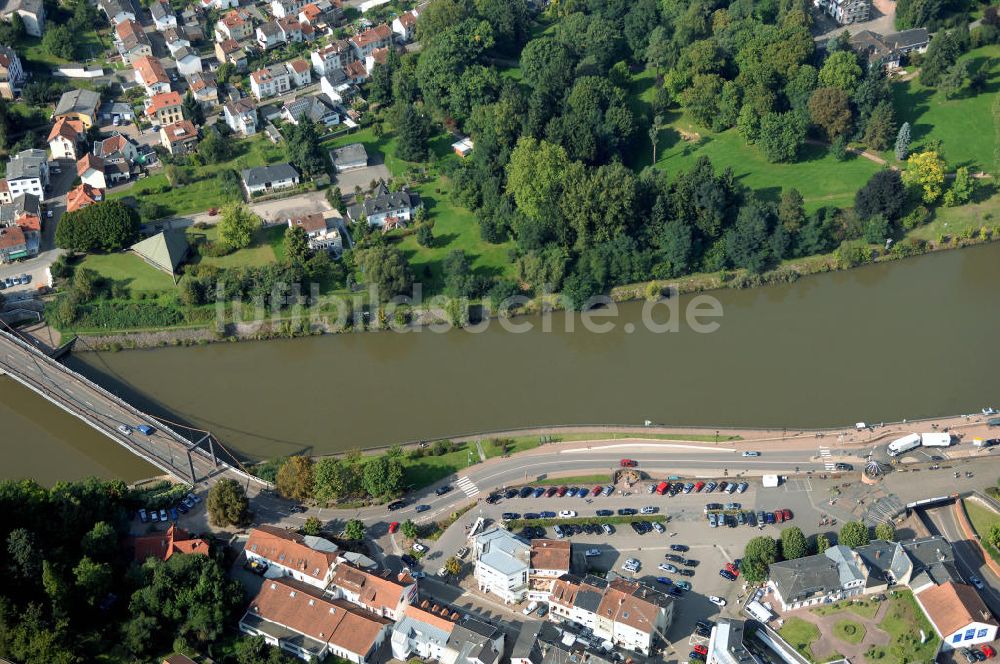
[{"left": 3, "top": 243, "right": 1000, "bottom": 483}]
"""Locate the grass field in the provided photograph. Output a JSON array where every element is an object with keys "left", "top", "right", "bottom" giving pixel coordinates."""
[
  {"left": 526, "top": 475, "right": 613, "bottom": 486},
  {"left": 833, "top": 619, "right": 866, "bottom": 645},
  {"left": 188, "top": 225, "right": 282, "bottom": 269},
  {"left": 864, "top": 590, "right": 940, "bottom": 663},
  {"left": 889, "top": 45, "right": 1000, "bottom": 171},
  {"left": 78, "top": 252, "right": 177, "bottom": 292},
  {"left": 963, "top": 498, "right": 1000, "bottom": 564},
  {"left": 779, "top": 617, "right": 821, "bottom": 660},
  {"left": 628, "top": 70, "right": 881, "bottom": 212},
  {"left": 400, "top": 443, "right": 477, "bottom": 489},
  {"left": 811, "top": 597, "right": 882, "bottom": 619}
]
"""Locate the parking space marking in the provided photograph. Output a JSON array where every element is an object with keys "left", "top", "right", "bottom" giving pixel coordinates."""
[{"left": 784, "top": 478, "right": 813, "bottom": 493}]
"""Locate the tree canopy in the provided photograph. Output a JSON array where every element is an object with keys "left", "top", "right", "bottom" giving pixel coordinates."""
[{"left": 55, "top": 201, "right": 140, "bottom": 253}]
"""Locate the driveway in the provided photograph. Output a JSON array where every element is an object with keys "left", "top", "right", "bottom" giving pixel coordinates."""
[
  {"left": 334, "top": 164, "right": 392, "bottom": 199},
  {"left": 813, "top": 0, "right": 897, "bottom": 43}
]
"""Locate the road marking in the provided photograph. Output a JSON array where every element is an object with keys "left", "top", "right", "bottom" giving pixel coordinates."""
[
  {"left": 456, "top": 476, "right": 479, "bottom": 498},
  {"left": 819, "top": 447, "right": 835, "bottom": 470},
  {"left": 561, "top": 443, "right": 738, "bottom": 453}
]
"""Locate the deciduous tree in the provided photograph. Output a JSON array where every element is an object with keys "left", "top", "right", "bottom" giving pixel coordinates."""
[
  {"left": 781, "top": 526, "right": 809, "bottom": 559},
  {"left": 218, "top": 204, "right": 261, "bottom": 250},
  {"left": 903, "top": 151, "right": 946, "bottom": 203},
  {"left": 874, "top": 521, "right": 896, "bottom": 541},
  {"left": 55, "top": 201, "right": 141, "bottom": 253},
  {"left": 944, "top": 166, "right": 975, "bottom": 206},
  {"left": 742, "top": 536, "right": 778, "bottom": 584},
  {"left": 819, "top": 50, "right": 862, "bottom": 93},
  {"left": 207, "top": 478, "right": 250, "bottom": 527},
  {"left": 344, "top": 519, "right": 365, "bottom": 540},
  {"left": 276, "top": 456, "right": 314, "bottom": 502},
  {"left": 357, "top": 245, "right": 413, "bottom": 300},
  {"left": 839, "top": 520, "right": 870, "bottom": 548},
  {"left": 808, "top": 87, "right": 853, "bottom": 140}
]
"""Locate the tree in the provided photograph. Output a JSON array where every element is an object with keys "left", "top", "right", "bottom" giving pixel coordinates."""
[
  {"left": 758, "top": 111, "right": 807, "bottom": 163},
  {"left": 903, "top": 151, "right": 946, "bottom": 203},
  {"left": 443, "top": 249, "right": 473, "bottom": 298},
  {"left": 989, "top": 523, "right": 1000, "bottom": 552},
  {"left": 681, "top": 74, "right": 724, "bottom": 128},
  {"left": 862, "top": 213, "right": 890, "bottom": 243},
  {"left": 42, "top": 25, "right": 78, "bottom": 61},
  {"left": 207, "top": 478, "right": 250, "bottom": 527},
  {"left": 781, "top": 526, "right": 809, "bottom": 559},
  {"left": 778, "top": 188, "right": 806, "bottom": 234},
  {"left": 395, "top": 102, "right": 431, "bottom": 162},
  {"left": 197, "top": 129, "right": 231, "bottom": 164},
  {"left": 816, "top": 533, "right": 831, "bottom": 553},
  {"left": 344, "top": 519, "right": 365, "bottom": 540},
  {"left": 284, "top": 121, "right": 327, "bottom": 176},
  {"left": 55, "top": 201, "right": 140, "bottom": 253},
  {"left": 506, "top": 137, "right": 570, "bottom": 225},
  {"left": 361, "top": 454, "right": 403, "bottom": 498},
  {"left": 443, "top": 556, "right": 462, "bottom": 576},
  {"left": 81, "top": 521, "right": 118, "bottom": 560},
  {"left": 313, "top": 457, "right": 351, "bottom": 503},
  {"left": 874, "top": 521, "right": 896, "bottom": 541},
  {"left": 808, "top": 87, "right": 853, "bottom": 140},
  {"left": 944, "top": 166, "right": 975, "bottom": 206},
  {"left": 357, "top": 245, "right": 413, "bottom": 300},
  {"left": 284, "top": 225, "right": 311, "bottom": 265},
  {"left": 401, "top": 520, "right": 418, "bottom": 539},
  {"left": 302, "top": 517, "right": 322, "bottom": 536},
  {"left": 182, "top": 91, "right": 204, "bottom": 125},
  {"left": 276, "top": 456, "right": 314, "bottom": 502},
  {"left": 6, "top": 528, "right": 40, "bottom": 580},
  {"left": 895, "top": 122, "right": 912, "bottom": 160},
  {"left": 855, "top": 170, "right": 907, "bottom": 220},
  {"left": 920, "top": 30, "right": 961, "bottom": 87},
  {"left": 819, "top": 50, "right": 863, "bottom": 93},
  {"left": 233, "top": 635, "right": 295, "bottom": 664},
  {"left": 73, "top": 556, "right": 112, "bottom": 604},
  {"left": 218, "top": 204, "right": 261, "bottom": 250},
  {"left": 645, "top": 26, "right": 672, "bottom": 76},
  {"left": 863, "top": 101, "right": 897, "bottom": 151},
  {"left": 742, "top": 536, "right": 778, "bottom": 584},
  {"left": 839, "top": 520, "right": 871, "bottom": 548},
  {"left": 939, "top": 60, "right": 968, "bottom": 99},
  {"left": 726, "top": 198, "right": 777, "bottom": 273},
  {"left": 416, "top": 223, "right": 434, "bottom": 247}
]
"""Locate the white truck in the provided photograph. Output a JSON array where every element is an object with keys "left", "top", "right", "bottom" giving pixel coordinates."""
[
  {"left": 762, "top": 475, "right": 781, "bottom": 488},
  {"left": 887, "top": 433, "right": 921, "bottom": 457},
  {"left": 920, "top": 432, "right": 952, "bottom": 447}
]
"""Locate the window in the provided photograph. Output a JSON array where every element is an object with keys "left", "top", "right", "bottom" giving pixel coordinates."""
[
  {"left": 978, "top": 629, "right": 989, "bottom": 638},
  {"left": 965, "top": 629, "right": 977, "bottom": 641}
]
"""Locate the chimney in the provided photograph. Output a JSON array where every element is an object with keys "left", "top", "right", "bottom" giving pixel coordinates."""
[{"left": 876, "top": 550, "right": 882, "bottom": 559}]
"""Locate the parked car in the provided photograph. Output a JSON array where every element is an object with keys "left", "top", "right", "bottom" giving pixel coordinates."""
[
  {"left": 765, "top": 512, "right": 776, "bottom": 524},
  {"left": 694, "top": 645, "right": 709, "bottom": 656},
  {"left": 708, "top": 513, "right": 717, "bottom": 528},
  {"left": 725, "top": 502, "right": 741, "bottom": 511},
  {"left": 719, "top": 569, "right": 737, "bottom": 581},
  {"left": 584, "top": 549, "right": 601, "bottom": 557},
  {"left": 522, "top": 601, "right": 539, "bottom": 616},
  {"left": 567, "top": 487, "right": 579, "bottom": 498},
  {"left": 705, "top": 482, "right": 717, "bottom": 492},
  {"left": 456, "top": 546, "right": 469, "bottom": 559},
  {"left": 412, "top": 543, "right": 427, "bottom": 553},
  {"left": 618, "top": 508, "right": 637, "bottom": 516},
  {"left": 602, "top": 485, "right": 614, "bottom": 496},
  {"left": 545, "top": 487, "right": 558, "bottom": 497},
  {"left": 622, "top": 558, "right": 641, "bottom": 572},
  {"left": 652, "top": 522, "right": 665, "bottom": 533},
  {"left": 117, "top": 424, "right": 132, "bottom": 435},
  {"left": 158, "top": 509, "right": 168, "bottom": 521},
  {"left": 533, "top": 487, "right": 546, "bottom": 498},
  {"left": 689, "top": 652, "right": 706, "bottom": 662},
  {"left": 138, "top": 509, "right": 149, "bottom": 523},
  {"left": 656, "top": 576, "right": 672, "bottom": 585},
  {"left": 658, "top": 563, "right": 678, "bottom": 573},
  {"left": 519, "top": 487, "right": 533, "bottom": 498},
  {"left": 980, "top": 645, "right": 995, "bottom": 658},
  {"left": 774, "top": 510, "right": 785, "bottom": 523},
  {"left": 501, "top": 512, "right": 520, "bottom": 521},
  {"left": 736, "top": 482, "right": 748, "bottom": 493},
  {"left": 504, "top": 489, "right": 518, "bottom": 499},
  {"left": 970, "top": 575, "right": 985, "bottom": 590},
  {"left": 834, "top": 462, "right": 853, "bottom": 471},
  {"left": 592, "top": 486, "right": 603, "bottom": 496},
  {"left": 388, "top": 500, "right": 406, "bottom": 511},
  {"left": 601, "top": 523, "right": 614, "bottom": 535},
  {"left": 558, "top": 510, "right": 576, "bottom": 518},
  {"left": 782, "top": 508, "right": 793, "bottom": 521},
  {"left": 486, "top": 494, "right": 500, "bottom": 504},
  {"left": 742, "top": 451, "right": 760, "bottom": 457},
  {"left": 169, "top": 508, "right": 178, "bottom": 521},
  {"left": 410, "top": 571, "right": 426, "bottom": 579},
  {"left": 553, "top": 525, "right": 564, "bottom": 538},
  {"left": 709, "top": 595, "right": 727, "bottom": 607},
  {"left": 675, "top": 580, "right": 691, "bottom": 590},
  {"left": 540, "top": 511, "right": 557, "bottom": 518},
  {"left": 670, "top": 544, "right": 689, "bottom": 552},
  {"left": 596, "top": 509, "right": 613, "bottom": 517},
  {"left": 136, "top": 425, "right": 155, "bottom": 435},
  {"left": 640, "top": 506, "right": 658, "bottom": 514},
  {"left": 389, "top": 521, "right": 400, "bottom": 533},
  {"left": 401, "top": 554, "right": 417, "bottom": 566},
  {"left": 694, "top": 481, "right": 705, "bottom": 492}
]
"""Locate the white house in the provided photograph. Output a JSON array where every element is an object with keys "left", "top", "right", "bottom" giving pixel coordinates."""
[
  {"left": 271, "top": 0, "right": 308, "bottom": 18},
  {"left": 250, "top": 63, "right": 291, "bottom": 100},
  {"left": 767, "top": 545, "right": 868, "bottom": 611},
  {"left": 5, "top": 149, "right": 47, "bottom": 198},
  {"left": 346, "top": 182, "right": 421, "bottom": 229},
  {"left": 134, "top": 55, "right": 171, "bottom": 95},
  {"left": 285, "top": 58, "right": 311, "bottom": 86},
  {"left": 76, "top": 153, "right": 106, "bottom": 189},
  {"left": 224, "top": 97, "right": 258, "bottom": 136},
  {"left": 390, "top": 605, "right": 457, "bottom": 662},
  {"left": 46, "top": 117, "right": 84, "bottom": 160},
  {"left": 99, "top": 0, "right": 133, "bottom": 24},
  {"left": 242, "top": 163, "right": 299, "bottom": 197},
  {"left": 320, "top": 69, "right": 354, "bottom": 102},
  {"left": 350, "top": 24, "right": 391, "bottom": 59},
  {"left": 391, "top": 9, "right": 418, "bottom": 42},
  {"left": 0, "top": 45, "right": 24, "bottom": 100},
  {"left": 311, "top": 40, "right": 352, "bottom": 76},
  {"left": 916, "top": 581, "right": 999, "bottom": 651},
  {"left": 473, "top": 528, "right": 530, "bottom": 604},
  {"left": 149, "top": 0, "right": 177, "bottom": 31},
  {"left": 245, "top": 526, "right": 340, "bottom": 589},
  {"left": 198, "top": 0, "right": 238, "bottom": 11},
  {"left": 329, "top": 562, "right": 418, "bottom": 621},
  {"left": 173, "top": 46, "right": 202, "bottom": 76},
  {"left": 287, "top": 213, "right": 342, "bottom": 254},
  {"left": 256, "top": 20, "right": 285, "bottom": 50}
]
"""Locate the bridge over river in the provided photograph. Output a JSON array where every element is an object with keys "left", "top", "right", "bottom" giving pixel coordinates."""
[{"left": 0, "top": 326, "right": 265, "bottom": 489}]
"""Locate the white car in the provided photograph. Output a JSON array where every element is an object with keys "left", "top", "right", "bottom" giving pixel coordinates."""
[
  {"left": 640, "top": 506, "right": 658, "bottom": 514},
  {"left": 658, "top": 563, "right": 678, "bottom": 573},
  {"left": 623, "top": 558, "right": 641, "bottom": 571},
  {"left": 709, "top": 595, "right": 727, "bottom": 607},
  {"left": 584, "top": 549, "right": 602, "bottom": 557},
  {"left": 522, "top": 601, "right": 538, "bottom": 615},
  {"left": 117, "top": 424, "right": 132, "bottom": 435},
  {"left": 412, "top": 542, "right": 427, "bottom": 553},
  {"left": 652, "top": 521, "right": 665, "bottom": 533},
  {"left": 742, "top": 451, "right": 760, "bottom": 457},
  {"left": 558, "top": 510, "right": 577, "bottom": 518}
]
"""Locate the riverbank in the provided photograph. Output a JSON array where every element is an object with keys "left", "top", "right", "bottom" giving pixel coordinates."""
[{"left": 51, "top": 205, "right": 1000, "bottom": 353}]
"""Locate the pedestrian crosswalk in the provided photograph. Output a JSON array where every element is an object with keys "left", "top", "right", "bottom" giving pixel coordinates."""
[
  {"left": 456, "top": 476, "right": 479, "bottom": 498},
  {"left": 819, "top": 447, "right": 835, "bottom": 471}
]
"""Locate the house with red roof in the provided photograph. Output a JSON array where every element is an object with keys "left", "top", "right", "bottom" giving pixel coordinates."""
[{"left": 131, "top": 525, "right": 210, "bottom": 562}]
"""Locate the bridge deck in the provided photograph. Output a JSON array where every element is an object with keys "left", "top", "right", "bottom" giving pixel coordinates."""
[{"left": 0, "top": 328, "right": 261, "bottom": 488}]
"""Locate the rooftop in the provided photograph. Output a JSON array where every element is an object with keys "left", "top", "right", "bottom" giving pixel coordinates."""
[
  {"left": 54, "top": 88, "right": 101, "bottom": 117},
  {"left": 246, "top": 525, "right": 338, "bottom": 581}
]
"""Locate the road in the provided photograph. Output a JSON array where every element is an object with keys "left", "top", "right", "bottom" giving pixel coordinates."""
[{"left": 924, "top": 503, "right": 1000, "bottom": 616}]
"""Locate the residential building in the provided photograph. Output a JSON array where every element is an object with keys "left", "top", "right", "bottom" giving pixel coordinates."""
[
  {"left": 311, "top": 40, "right": 353, "bottom": 76},
  {"left": 287, "top": 212, "right": 342, "bottom": 254},
  {"left": 115, "top": 19, "right": 153, "bottom": 65},
  {"left": 768, "top": 544, "right": 868, "bottom": 611},
  {"left": 281, "top": 94, "right": 338, "bottom": 126},
  {"left": 240, "top": 577, "right": 393, "bottom": 663},
  {"left": 150, "top": 0, "right": 176, "bottom": 31},
  {"left": 224, "top": 97, "right": 258, "bottom": 135},
  {"left": 390, "top": 604, "right": 458, "bottom": 662},
  {"left": 364, "top": 47, "right": 390, "bottom": 76},
  {"left": 99, "top": 0, "right": 134, "bottom": 24},
  {"left": 528, "top": 540, "right": 571, "bottom": 602},
  {"left": 1, "top": 0, "right": 44, "bottom": 37},
  {"left": 0, "top": 224, "right": 28, "bottom": 263},
  {"left": 131, "top": 525, "right": 209, "bottom": 562},
  {"left": 329, "top": 562, "right": 418, "bottom": 620},
  {"left": 445, "top": 616, "right": 505, "bottom": 664},
  {"left": 215, "top": 8, "right": 253, "bottom": 41},
  {"left": 391, "top": 9, "right": 418, "bottom": 42},
  {"left": 299, "top": 0, "right": 341, "bottom": 28},
  {"left": 0, "top": 46, "right": 24, "bottom": 100},
  {"left": 0, "top": 180, "right": 10, "bottom": 204},
  {"left": 6, "top": 149, "right": 48, "bottom": 198},
  {"left": 160, "top": 120, "right": 198, "bottom": 154},
  {"left": 174, "top": 46, "right": 202, "bottom": 76},
  {"left": 350, "top": 23, "right": 391, "bottom": 58},
  {"left": 256, "top": 20, "right": 285, "bottom": 50},
  {"left": 145, "top": 91, "right": 184, "bottom": 126},
  {"left": 165, "top": 27, "right": 192, "bottom": 56},
  {"left": 849, "top": 28, "right": 929, "bottom": 69},
  {"left": 66, "top": 183, "right": 103, "bottom": 212},
  {"left": 250, "top": 63, "right": 291, "bottom": 100},
  {"left": 245, "top": 526, "right": 340, "bottom": 589},
  {"left": 77, "top": 153, "right": 107, "bottom": 189},
  {"left": 813, "top": 0, "right": 870, "bottom": 24},
  {"left": 134, "top": 55, "right": 171, "bottom": 95},
  {"left": 285, "top": 58, "right": 311, "bottom": 86},
  {"left": 330, "top": 143, "right": 367, "bottom": 172},
  {"left": 47, "top": 117, "right": 84, "bottom": 160},
  {"left": 199, "top": 0, "right": 238, "bottom": 10},
  {"left": 94, "top": 132, "right": 139, "bottom": 166},
  {"left": 277, "top": 15, "right": 304, "bottom": 42},
  {"left": 346, "top": 181, "right": 421, "bottom": 229},
  {"left": 472, "top": 527, "right": 531, "bottom": 604},
  {"left": 916, "top": 581, "right": 999, "bottom": 651},
  {"left": 320, "top": 68, "right": 354, "bottom": 102},
  {"left": 187, "top": 71, "right": 218, "bottom": 105},
  {"left": 0, "top": 193, "right": 40, "bottom": 234},
  {"left": 548, "top": 574, "right": 673, "bottom": 655},
  {"left": 215, "top": 39, "right": 248, "bottom": 71},
  {"left": 343, "top": 59, "right": 368, "bottom": 84},
  {"left": 272, "top": 0, "right": 308, "bottom": 18},
  {"left": 706, "top": 618, "right": 758, "bottom": 664},
  {"left": 54, "top": 88, "right": 101, "bottom": 129}
]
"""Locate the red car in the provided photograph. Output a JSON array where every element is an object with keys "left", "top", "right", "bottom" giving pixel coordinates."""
[
  {"left": 694, "top": 481, "right": 705, "bottom": 492},
  {"left": 592, "top": 485, "right": 603, "bottom": 496},
  {"left": 620, "top": 459, "right": 638, "bottom": 467},
  {"left": 726, "top": 562, "right": 740, "bottom": 577},
  {"left": 389, "top": 521, "right": 400, "bottom": 533},
  {"left": 982, "top": 646, "right": 996, "bottom": 658},
  {"left": 774, "top": 510, "right": 785, "bottom": 523},
  {"left": 545, "top": 487, "right": 558, "bottom": 497},
  {"left": 694, "top": 645, "right": 708, "bottom": 656},
  {"left": 557, "top": 486, "right": 568, "bottom": 497},
  {"left": 782, "top": 508, "right": 793, "bottom": 521}
]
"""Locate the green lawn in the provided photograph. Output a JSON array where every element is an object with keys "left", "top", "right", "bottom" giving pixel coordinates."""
[
  {"left": 187, "top": 225, "right": 281, "bottom": 269},
  {"left": 628, "top": 69, "right": 881, "bottom": 212},
  {"left": 812, "top": 597, "right": 881, "bottom": 619},
  {"left": 889, "top": 45, "right": 1000, "bottom": 171},
  {"left": 779, "top": 617, "right": 821, "bottom": 660},
  {"left": 963, "top": 498, "right": 1000, "bottom": 563},
  {"left": 909, "top": 190, "right": 1000, "bottom": 243},
  {"left": 399, "top": 443, "right": 478, "bottom": 489},
  {"left": 869, "top": 590, "right": 940, "bottom": 663},
  {"left": 525, "top": 474, "right": 613, "bottom": 486},
  {"left": 78, "top": 252, "right": 177, "bottom": 292},
  {"left": 833, "top": 619, "right": 866, "bottom": 645}
]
